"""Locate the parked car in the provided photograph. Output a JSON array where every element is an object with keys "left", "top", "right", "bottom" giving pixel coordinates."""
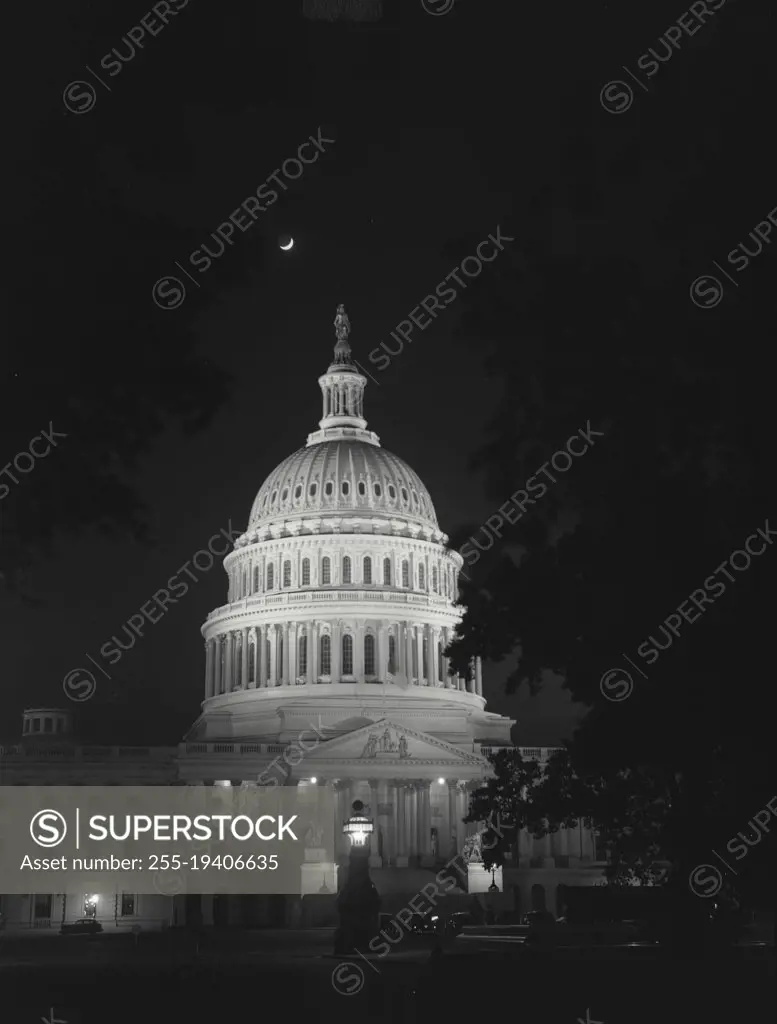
[{"left": 60, "top": 918, "right": 103, "bottom": 936}]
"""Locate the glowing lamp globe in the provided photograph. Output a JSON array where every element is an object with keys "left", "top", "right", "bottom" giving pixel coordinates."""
[{"left": 342, "top": 800, "right": 374, "bottom": 847}]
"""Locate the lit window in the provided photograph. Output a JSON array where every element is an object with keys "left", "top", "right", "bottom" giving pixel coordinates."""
[
  {"left": 432, "top": 567, "right": 438, "bottom": 592},
  {"left": 419, "top": 564, "right": 426, "bottom": 589},
  {"left": 267, "top": 564, "right": 275, "bottom": 590},
  {"left": 364, "top": 634, "right": 376, "bottom": 676},
  {"left": 363, "top": 556, "right": 372, "bottom": 584},
  {"left": 342, "top": 634, "right": 353, "bottom": 675},
  {"left": 383, "top": 557, "right": 391, "bottom": 585},
  {"left": 253, "top": 566, "right": 260, "bottom": 592},
  {"left": 283, "top": 561, "right": 291, "bottom": 587},
  {"left": 320, "top": 635, "right": 331, "bottom": 675},
  {"left": 322, "top": 557, "right": 331, "bottom": 584},
  {"left": 302, "top": 558, "right": 311, "bottom": 586},
  {"left": 402, "top": 560, "right": 409, "bottom": 587},
  {"left": 343, "top": 556, "right": 352, "bottom": 583}
]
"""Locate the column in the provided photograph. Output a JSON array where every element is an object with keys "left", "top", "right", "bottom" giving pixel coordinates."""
[
  {"left": 396, "top": 784, "right": 408, "bottom": 867},
  {"left": 376, "top": 621, "right": 385, "bottom": 682},
  {"left": 447, "top": 780, "right": 459, "bottom": 857},
  {"left": 415, "top": 628, "right": 423, "bottom": 686},
  {"left": 475, "top": 656, "right": 483, "bottom": 697},
  {"left": 408, "top": 783, "right": 418, "bottom": 860},
  {"left": 311, "top": 622, "right": 319, "bottom": 682},
  {"left": 224, "top": 632, "right": 234, "bottom": 692},
  {"left": 269, "top": 627, "right": 277, "bottom": 686},
  {"left": 387, "top": 782, "right": 397, "bottom": 864},
  {"left": 419, "top": 780, "right": 433, "bottom": 866},
  {"left": 404, "top": 623, "right": 413, "bottom": 683},
  {"left": 257, "top": 626, "right": 266, "bottom": 688},
  {"left": 307, "top": 623, "right": 315, "bottom": 684},
  {"left": 331, "top": 620, "right": 341, "bottom": 683},
  {"left": 368, "top": 779, "right": 381, "bottom": 867},
  {"left": 354, "top": 621, "right": 364, "bottom": 679},
  {"left": 241, "top": 628, "right": 249, "bottom": 689},
  {"left": 282, "top": 624, "right": 290, "bottom": 684},
  {"left": 289, "top": 623, "right": 297, "bottom": 684},
  {"left": 214, "top": 636, "right": 223, "bottom": 694},
  {"left": 204, "top": 640, "right": 214, "bottom": 698}
]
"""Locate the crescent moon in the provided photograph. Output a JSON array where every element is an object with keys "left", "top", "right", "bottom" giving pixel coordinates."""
[{"left": 280, "top": 238, "right": 294, "bottom": 251}]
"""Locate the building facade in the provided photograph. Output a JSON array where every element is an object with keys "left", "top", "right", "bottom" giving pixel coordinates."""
[{"left": 0, "top": 307, "right": 602, "bottom": 932}]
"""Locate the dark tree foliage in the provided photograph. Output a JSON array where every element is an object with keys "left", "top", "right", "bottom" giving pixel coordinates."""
[{"left": 447, "top": 0, "right": 777, "bottom": 934}]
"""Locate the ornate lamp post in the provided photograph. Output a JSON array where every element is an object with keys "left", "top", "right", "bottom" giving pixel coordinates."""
[
  {"left": 334, "top": 800, "right": 381, "bottom": 955},
  {"left": 488, "top": 867, "right": 499, "bottom": 892}
]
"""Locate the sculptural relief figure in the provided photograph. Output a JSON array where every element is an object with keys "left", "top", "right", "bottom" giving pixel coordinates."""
[
  {"left": 381, "top": 728, "right": 392, "bottom": 752},
  {"left": 361, "top": 733, "right": 378, "bottom": 758},
  {"left": 462, "top": 831, "right": 484, "bottom": 864},
  {"left": 305, "top": 822, "right": 325, "bottom": 848},
  {"left": 397, "top": 735, "right": 409, "bottom": 759}
]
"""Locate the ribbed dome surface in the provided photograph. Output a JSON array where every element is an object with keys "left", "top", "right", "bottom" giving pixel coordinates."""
[{"left": 248, "top": 440, "right": 439, "bottom": 531}]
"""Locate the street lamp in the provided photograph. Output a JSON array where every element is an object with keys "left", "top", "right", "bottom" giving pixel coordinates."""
[
  {"left": 334, "top": 799, "right": 381, "bottom": 955},
  {"left": 488, "top": 867, "right": 499, "bottom": 892}
]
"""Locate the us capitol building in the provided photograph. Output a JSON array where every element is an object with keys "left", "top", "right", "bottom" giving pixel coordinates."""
[{"left": 0, "top": 307, "right": 602, "bottom": 933}]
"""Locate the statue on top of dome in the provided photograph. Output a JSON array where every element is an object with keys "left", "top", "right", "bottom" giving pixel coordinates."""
[
  {"left": 334, "top": 304, "right": 350, "bottom": 340},
  {"left": 332, "top": 304, "right": 353, "bottom": 367},
  {"left": 334, "top": 303, "right": 351, "bottom": 343}
]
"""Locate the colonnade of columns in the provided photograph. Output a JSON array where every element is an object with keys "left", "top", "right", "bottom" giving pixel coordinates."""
[
  {"left": 204, "top": 624, "right": 484, "bottom": 699},
  {"left": 327, "top": 777, "right": 476, "bottom": 866}
]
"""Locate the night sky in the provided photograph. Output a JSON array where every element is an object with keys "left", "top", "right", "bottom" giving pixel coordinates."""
[{"left": 6, "top": 0, "right": 764, "bottom": 747}]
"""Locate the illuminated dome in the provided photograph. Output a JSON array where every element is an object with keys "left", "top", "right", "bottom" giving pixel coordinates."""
[{"left": 248, "top": 441, "right": 439, "bottom": 532}]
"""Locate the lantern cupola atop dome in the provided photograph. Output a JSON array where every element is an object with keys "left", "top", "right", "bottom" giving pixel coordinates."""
[{"left": 307, "top": 305, "right": 379, "bottom": 447}]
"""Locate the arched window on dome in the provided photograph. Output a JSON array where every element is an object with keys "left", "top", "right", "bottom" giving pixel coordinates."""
[
  {"left": 283, "top": 561, "right": 291, "bottom": 588},
  {"left": 383, "top": 557, "right": 391, "bottom": 585},
  {"left": 302, "top": 558, "right": 311, "bottom": 586},
  {"left": 298, "top": 632, "right": 307, "bottom": 677},
  {"left": 267, "top": 564, "right": 275, "bottom": 590},
  {"left": 388, "top": 635, "right": 397, "bottom": 674},
  {"left": 422, "top": 636, "right": 428, "bottom": 682},
  {"left": 342, "top": 634, "right": 353, "bottom": 675},
  {"left": 363, "top": 556, "right": 372, "bottom": 584},
  {"left": 432, "top": 566, "right": 438, "bottom": 593},
  {"left": 418, "top": 563, "right": 426, "bottom": 590},
  {"left": 253, "top": 566, "right": 260, "bottom": 593},
  {"left": 364, "top": 634, "right": 376, "bottom": 677},
  {"left": 248, "top": 643, "right": 255, "bottom": 684},
  {"left": 322, "top": 556, "right": 331, "bottom": 585},
  {"left": 320, "top": 634, "right": 331, "bottom": 676},
  {"left": 402, "top": 560, "right": 409, "bottom": 588},
  {"left": 342, "top": 556, "right": 352, "bottom": 584},
  {"left": 438, "top": 641, "right": 444, "bottom": 681}
]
